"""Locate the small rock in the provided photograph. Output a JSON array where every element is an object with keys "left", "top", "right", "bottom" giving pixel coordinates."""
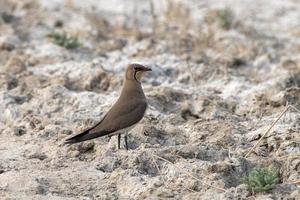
[
  {"left": 77, "top": 141, "right": 95, "bottom": 153},
  {"left": 284, "top": 87, "right": 300, "bottom": 107},
  {"left": 157, "top": 189, "right": 175, "bottom": 198},
  {"left": 28, "top": 152, "right": 47, "bottom": 161},
  {"left": 4, "top": 55, "right": 26, "bottom": 74},
  {"left": 181, "top": 107, "right": 199, "bottom": 120},
  {"left": 39, "top": 129, "right": 55, "bottom": 139},
  {"left": 1, "top": 12, "right": 14, "bottom": 23},
  {"left": 96, "top": 157, "right": 121, "bottom": 173},
  {"left": 270, "top": 92, "right": 285, "bottom": 107},
  {"left": 97, "top": 39, "right": 127, "bottom": 53},
  {"left": 13, "top": 126, "right": 26, "bottom": 136},
  {"left": 230, "top": 58, "right": 247, "bottom": 68},
  {"left": 153, "top": 180, "right": 163, "bottom": 188},
  {"left": 0, "top": 164, "right": 5, "bottom": 174},
  {"left": 86, "top": 72, "right": 110, "bottom": 92},
  {"left": 6, "top": 76, "right": 18, "bottom": 90},
  {"left": 253, "top": 55, "right": 270, "bottom": 71},
  {"left": 60, "top": 129, "right": 73, "bottom": 135},
  {"left": 0, "top": 35, "right": 19, "bottom": 51},
  {"left": 134, "top": 153, "right": 159, "bottom": 176},
  {"left": 54, "top": 20, "right": 63, "bottom": 27}
]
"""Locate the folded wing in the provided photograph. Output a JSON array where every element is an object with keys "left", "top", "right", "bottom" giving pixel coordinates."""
[{"left": 65, "top": 101, "right": 147, "bottom": 144}]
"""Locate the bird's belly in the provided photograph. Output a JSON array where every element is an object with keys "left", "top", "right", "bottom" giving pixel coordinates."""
[{"left": 107, "top": 124, "right": 136, "bottom": 137}]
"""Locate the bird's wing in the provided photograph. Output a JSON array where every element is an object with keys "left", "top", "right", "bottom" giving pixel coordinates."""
[
  {"left": 91, "top": 99, "right": 147, "bottom": 134},
  {"left": 65, "top": 100, "right": 147, "bottom": 144}
]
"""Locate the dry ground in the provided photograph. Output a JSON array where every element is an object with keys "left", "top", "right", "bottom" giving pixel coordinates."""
[{"left": 0, "top": 0, "right": 299, "bottom": 199}]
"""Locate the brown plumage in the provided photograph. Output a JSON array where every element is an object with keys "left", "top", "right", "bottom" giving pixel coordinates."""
[{"left": 65, "top": 64, "right": 151, "bottom": 149}]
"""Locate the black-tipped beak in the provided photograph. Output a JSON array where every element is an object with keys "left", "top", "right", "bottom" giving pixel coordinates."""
[{"left": 143, "top": 66, "right": 152, "bottom": 71}]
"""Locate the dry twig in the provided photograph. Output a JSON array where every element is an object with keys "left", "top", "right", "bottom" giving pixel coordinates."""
[
  {"left": 277, "top": 153, "right": 300, "bottom": 160},
  {"left": 290, "top": 179, "right": 300, "bottom": 185},
  {"left": 245, "top": 105, "right": 300, "bottom": 158},
  {"left": 245, "top": 106, "right": 290, "bottom": 157}
]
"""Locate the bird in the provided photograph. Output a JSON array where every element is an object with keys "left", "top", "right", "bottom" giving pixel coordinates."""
[{"left": 65, "top": 63, "right": 151, "bottom": 150}]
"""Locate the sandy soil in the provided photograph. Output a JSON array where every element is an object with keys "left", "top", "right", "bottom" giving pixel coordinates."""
[{"left": 0, "top": 0, "right": 299, "bottom": 199}]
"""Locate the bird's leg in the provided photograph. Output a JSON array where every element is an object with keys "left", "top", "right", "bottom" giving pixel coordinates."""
[
  {"left": 124, "top": 134, "right": 128, "bottom": 150},
  {"left": 118, "top": 134, "right": 121, "bottom": 149}
]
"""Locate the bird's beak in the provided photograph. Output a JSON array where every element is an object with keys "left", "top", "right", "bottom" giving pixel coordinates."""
[{"left": 142, "top": 66, "right": 152, "bottom": 72}]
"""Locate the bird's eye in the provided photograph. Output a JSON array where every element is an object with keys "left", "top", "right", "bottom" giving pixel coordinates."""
[{"left": 134, "top": 67, "right": 141, "bottom": 71}]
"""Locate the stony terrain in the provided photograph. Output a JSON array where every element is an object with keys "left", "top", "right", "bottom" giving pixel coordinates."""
[{"left": 0, "top": 0, "right": 299, "bottom": 199}]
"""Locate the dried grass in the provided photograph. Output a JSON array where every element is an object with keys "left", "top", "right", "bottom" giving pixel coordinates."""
[{"left": 245, "top": 104, "right": 300, "bottom": 157}]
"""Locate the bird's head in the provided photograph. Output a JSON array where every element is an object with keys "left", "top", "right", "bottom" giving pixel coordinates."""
[{"left": 126, "top": 63, "right": 152, "bottom": 83}]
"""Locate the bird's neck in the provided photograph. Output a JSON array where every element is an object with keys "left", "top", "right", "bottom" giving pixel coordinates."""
[{"left": 121, "top": 79, "right": 145, "bottom": 98}]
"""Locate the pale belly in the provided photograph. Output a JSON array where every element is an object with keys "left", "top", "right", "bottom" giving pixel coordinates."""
[{"left": 107, "top": 124, "right": 137, "bottom": 137}]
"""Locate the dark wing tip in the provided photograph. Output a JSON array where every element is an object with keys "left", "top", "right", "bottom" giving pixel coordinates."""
[
  {"left": 64, "top": 138, "right": 76, "bottom": 145},
  {"left": 64, "top": 133, "right": 87, "bottom": 145}
]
